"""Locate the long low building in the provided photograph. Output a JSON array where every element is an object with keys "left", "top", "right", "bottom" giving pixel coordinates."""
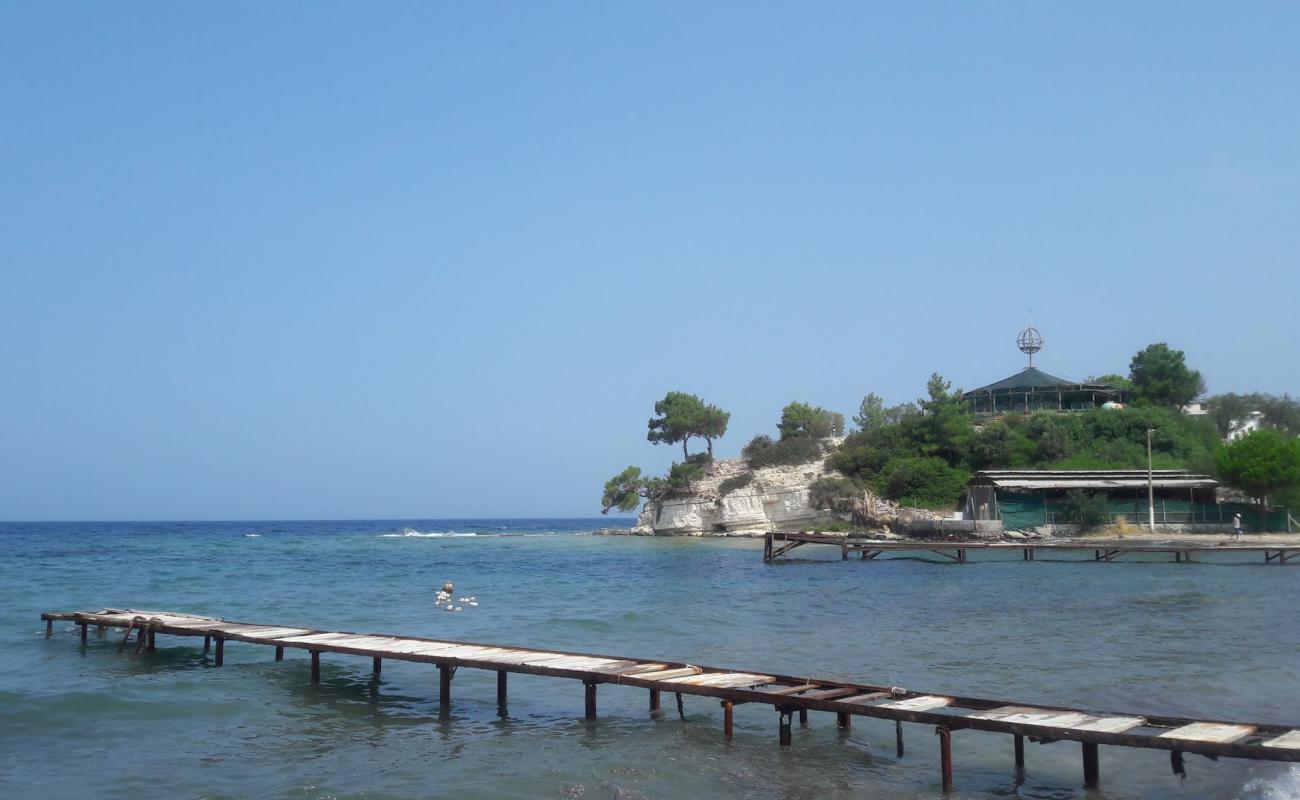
[{"left": 965, "top": 469, "right": 1231, "bottom": 530}]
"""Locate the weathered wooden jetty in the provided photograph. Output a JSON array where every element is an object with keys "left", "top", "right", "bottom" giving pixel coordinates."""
[
  {"left": 42, "top": 607, "right": 1300, "bottom": 792},
  {"left": 764, "top": 531, "right": 1300, "bottom": 565}
]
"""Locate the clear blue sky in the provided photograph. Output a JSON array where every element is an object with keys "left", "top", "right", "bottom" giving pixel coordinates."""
[{"left": 2, "top": 3, "right": 1297, "bottom": 520}]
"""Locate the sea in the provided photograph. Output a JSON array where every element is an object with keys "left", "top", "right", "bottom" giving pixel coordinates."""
[{"left": 1, "top": 519, "right": 1297, "bottom": 800}]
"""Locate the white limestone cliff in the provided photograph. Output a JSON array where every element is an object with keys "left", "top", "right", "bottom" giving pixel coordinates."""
[{"left": 629, "top": 450, "right": 930, "bottom": 536}]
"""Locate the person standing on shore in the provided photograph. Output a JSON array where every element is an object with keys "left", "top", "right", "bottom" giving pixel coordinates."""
[{"left": 1233, "top": 513, "right": 1243, "bottom": 540}]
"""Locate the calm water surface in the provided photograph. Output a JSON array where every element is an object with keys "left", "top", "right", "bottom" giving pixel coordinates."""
[{"left": 1, "top": 520, "right": 1297, "bottom": 799}]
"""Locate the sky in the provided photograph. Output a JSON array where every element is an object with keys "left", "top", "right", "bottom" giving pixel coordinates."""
[{"left": 2, "top": 2, "right": 1297, "bottom": 520}]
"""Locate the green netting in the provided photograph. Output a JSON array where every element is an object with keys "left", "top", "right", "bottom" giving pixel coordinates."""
[{"left": 995, "top": 494, "right": 1291, "bottom": 531}]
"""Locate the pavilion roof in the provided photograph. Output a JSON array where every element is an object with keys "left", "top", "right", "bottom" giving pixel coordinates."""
[{"left": 962, "top": 366, "right": 1116, "bottom": 396}]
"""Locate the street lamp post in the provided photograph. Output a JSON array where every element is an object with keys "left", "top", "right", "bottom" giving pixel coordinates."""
[{"left": 1146, "top": 429, "right": 1156, "bottom": 532}]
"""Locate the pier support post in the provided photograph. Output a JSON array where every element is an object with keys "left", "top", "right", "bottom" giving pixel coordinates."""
[
  {"left": 275, "top": 646, "right": 283, "bottom": 661},
  {"left": 80, "top": 623, "right": 87, "bottom": 644},
  {"left": 584, "top": 681, "right": 597, "bottom": 720},
  {"left": 497, "top": 671, "right": 508, "bottom": 712},
  {"left": 676, "top": 692, "right": 685, "bottom": 721},
  {"left": 841, "top": 544, "right": 848, "bottom": 560},
  {"left": 799, "top": 707, "right": 808, "bottom": 726},
  {"left": 146, "top": 630, "right": 156, "bottom": 653},
  {"left": 1170, "top": 749, "right": 1185, "bottom": 777},
  {"left": 936, "top": 726, "right": 953, "bottom": 792},
  {"left": 45, "top": 619, "right": 53, "bottom": 638},
  {"left": 896, "top": 720, "right": 905, "bottom": 757},
  {"left": 722, "top": 701, "right": 734, "bottom": 739},
  {"left": 214, "top": 637, "right": 224, "bottom": 667},
  {"left": 310, "top": 651, "right": 321, "bottom": 684},
  {"left": 778, "top": 709, "right": 793, "bottom": 746},
  {"left": 372, "top": 657, "right": 382, "bottom": 675},
  {"left": 438, "top": 664, "right": 452, "bottom": 715},
  {"left": 97, "top": 624, "right": 106, "bottom": 638},
  {"left": 203, "top": 636, "right": 211, "bottom": 653},
  {"left": 1082, "top": 742, "right": 1099, "bottom": 787},
  {"left": 649, "top": 688, "right": 660, "bottom": 712},
  {"left": 837, "top": 712, "right": 851, "bottom": 730},
  {"left": 1014, "top": 734, "right": 1024, "bottom": 770}
]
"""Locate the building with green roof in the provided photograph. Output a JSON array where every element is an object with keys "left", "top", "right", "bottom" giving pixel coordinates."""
[{"left": 961, "top": 327, "right": 1127, "bottom": 415}]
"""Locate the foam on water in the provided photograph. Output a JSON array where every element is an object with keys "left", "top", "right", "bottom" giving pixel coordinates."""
[
  {"left": 1240, "top": 766, "right": 1300, "bottom": 800},
  {"left": 381, "top": 528, "right": 478, "bottom": 538}
]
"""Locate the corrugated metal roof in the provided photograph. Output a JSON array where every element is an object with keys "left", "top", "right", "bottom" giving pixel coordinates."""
[{"left": 971, "top": 469, "right": 1218, "bottom": 490}]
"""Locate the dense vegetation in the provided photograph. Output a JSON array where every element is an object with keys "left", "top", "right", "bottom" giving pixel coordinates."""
[{"left": 604, "top": 344, "right": 1300, "bottom": 522}]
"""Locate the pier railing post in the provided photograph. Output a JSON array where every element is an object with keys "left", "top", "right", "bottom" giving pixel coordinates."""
[
  {"left": 1082, "top": 741, "right": 1099, "bottom": 787},
  {"left": 438, "top": 664, "right": 452, "bottom": 715},
  {"left": 936, "top": 726, "right": 953, "bottom": 792}
]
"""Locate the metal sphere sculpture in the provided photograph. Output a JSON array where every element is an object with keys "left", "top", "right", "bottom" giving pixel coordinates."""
[{"left": 1017, "top": 326, "right": 1044, "bottom": 366}]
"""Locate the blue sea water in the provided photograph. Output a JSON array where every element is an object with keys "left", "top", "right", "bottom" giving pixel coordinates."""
[{"left": 1, "top": 519, "right": 1297, "bottom": 800}]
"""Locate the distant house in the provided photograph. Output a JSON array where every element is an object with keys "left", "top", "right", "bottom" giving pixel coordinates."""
[{"left": 1228, "top": 411, "right": 1266, "bottom": 440}]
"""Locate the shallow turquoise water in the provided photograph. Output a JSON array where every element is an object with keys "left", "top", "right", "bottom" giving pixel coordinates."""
[{"left": 1, "top": 520, "right": 1298, "bottom": 799}]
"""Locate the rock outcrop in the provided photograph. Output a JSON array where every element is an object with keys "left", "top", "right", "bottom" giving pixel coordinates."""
[{"left": 629, "top": 452, "right": 943, "bottom": 536}]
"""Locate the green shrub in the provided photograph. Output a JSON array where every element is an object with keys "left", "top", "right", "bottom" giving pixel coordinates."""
[
  {"left": 743, "top": 434, "right": 823, "bottom": 468},
  {"left": 807, "top": 476, "right": 860, "bottom": 512},
  {"left": 664, "top": 462, "right": 706, "bottom": 497},
  {"left": 685, "top": 452, "right": 714, "bottom": 469},
  {"left": 875, "top": 457, "right": 968, "bottom": 510},
  {"left": 717, "top": 472, "right": 755, "bottom": 496},
  {"left": 812, "top": 519, "right": 856, "bottom": 532},
  {"left": 1060, "top": 490, "right": 1109, "bottom": 529}
]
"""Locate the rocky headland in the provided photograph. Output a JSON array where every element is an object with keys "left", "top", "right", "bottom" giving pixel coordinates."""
[{"left": 625, "top": 453, "right": 945, "bottom": 537}]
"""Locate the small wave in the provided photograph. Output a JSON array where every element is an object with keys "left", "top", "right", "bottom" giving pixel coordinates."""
[
  {"left": 1240, "top": 765, "right": 1300, "bottom": 799},
  {"left": 380, "top": 528, "right": 478, "bottom": 539},
  {"left": 244, "top": 533, "right": 262, "bottom": 538}
]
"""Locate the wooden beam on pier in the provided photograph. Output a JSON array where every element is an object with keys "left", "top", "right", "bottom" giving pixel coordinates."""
[
  {"left": 762, "top": 533, "right": 1300, "bottom": 567},
  {"left": 38, "top": 606, "right": 1300, "bottom": 789}
]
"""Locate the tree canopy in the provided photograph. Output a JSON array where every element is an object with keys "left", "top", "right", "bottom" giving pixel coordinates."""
[
  {"left": 1216, "top": 429, "right": 1300, "bottom": 498},
  {"left": 1129, "top": 343, "right": 1205, "bottom": 409},
  {"left": 853, "top": 393, "right": 886, "bottom": 431},
  {"left": 778, "top": 401, "right": 844, "bottom": 439},
  {"left": 1215, "top": 430, "right": 1300, "bottom": 528},
  {"left": 601, "top": 466, "right": 647, "bottom": 514},
  {"left": 1206, "top": 393, "right": 1300, "bottom": 438},
  {"left": 647, "top": 391, "right": 730, "bottom": 458}
]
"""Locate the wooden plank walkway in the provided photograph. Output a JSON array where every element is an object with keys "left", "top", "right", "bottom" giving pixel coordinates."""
[
  {"left": 41, "top": 607, "right": 1300, "bottom": 792},
  {"left": 764, "top": 531, "right": 1300, "bottom": 564}
]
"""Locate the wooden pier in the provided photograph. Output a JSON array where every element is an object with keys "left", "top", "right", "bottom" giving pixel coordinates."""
[
  {"left": 42, "top": 607, "right": 1300, "bottom": 792},
  {"left": 764, "top": 531, "right": 1300, "bottom": 565}
]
